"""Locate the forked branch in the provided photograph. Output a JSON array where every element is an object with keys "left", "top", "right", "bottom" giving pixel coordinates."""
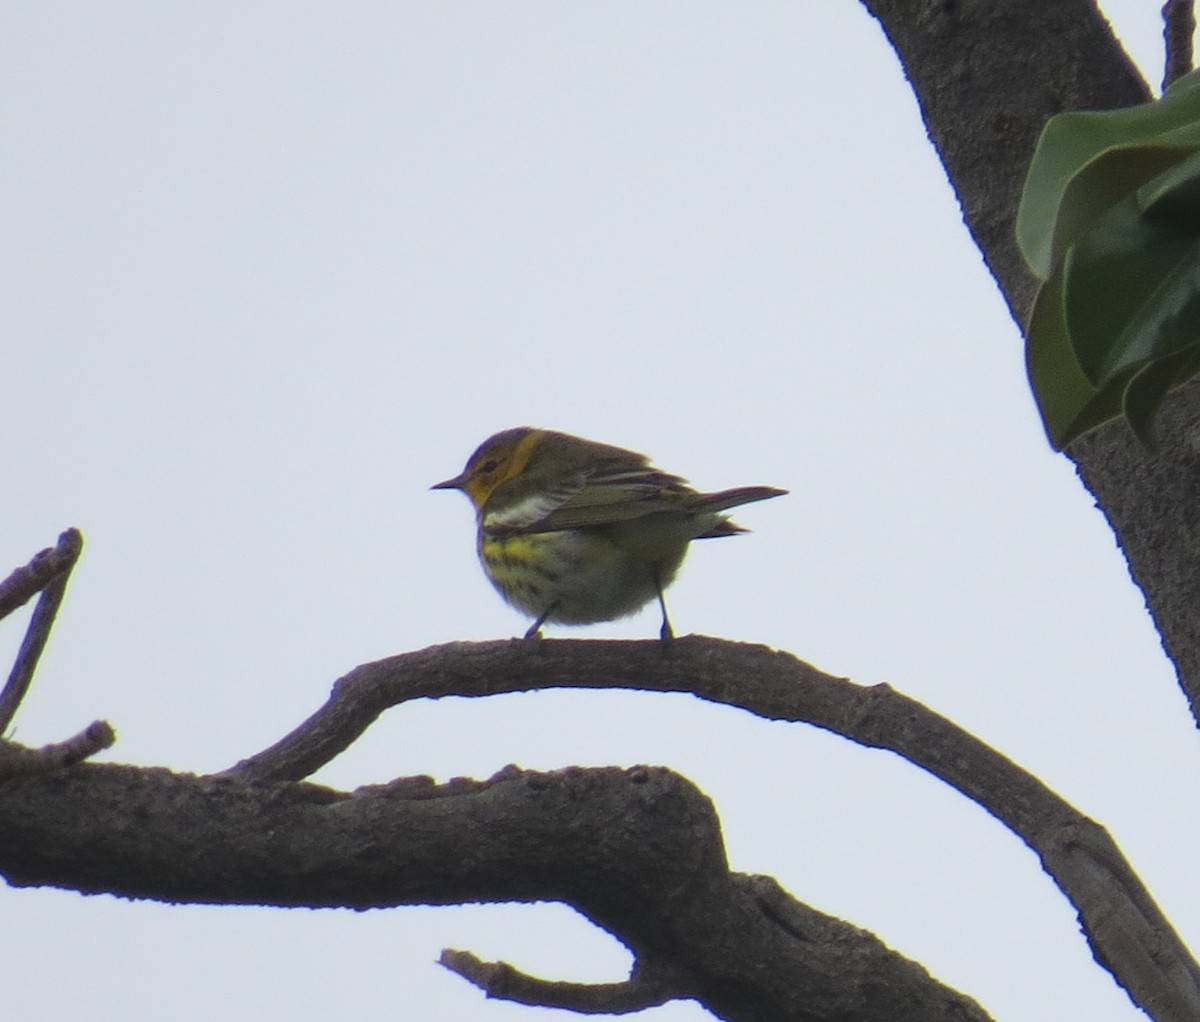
[
  {"left": 0, "top": 529, "right": 84, "bottom": 731},
  {"left": 227, "top": 637, "right": 1200, "bottom": 1022},
  {"left": 0, "top": 761, "right": 991, "bottom": 1022},
  {"left": 0, "top": 530, "right": 113, "bottom": 776}
]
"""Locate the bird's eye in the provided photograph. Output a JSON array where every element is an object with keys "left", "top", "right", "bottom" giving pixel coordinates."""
[{"left": 479, "top": 459, "right": 500, "bottom": 474}]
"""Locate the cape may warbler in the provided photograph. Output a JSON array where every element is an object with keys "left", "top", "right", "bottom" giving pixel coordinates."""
[{"left": 433, "top": 427, "right": 786, "bottom": 639}]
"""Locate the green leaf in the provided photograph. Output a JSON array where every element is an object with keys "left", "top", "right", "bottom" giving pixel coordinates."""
[
  {"left": 1137, "top": 147, "right": 1200, "bottom": 226},
  {"left": 1063, "top": 191, "right": 1200, "bottom": 385},
  {"left": 1025, "top": 267, "right": 1129, "bottom": 448},
  {"left": 1020, "top": 144, "right": 1193, "bottom": 279},
  {"left": 1121, "top": 344, "right": 1200, "bottom": 448},
  {"left": 1018, "top": 70, "right": 1200, "bottom": 448},
  {"left": 1017, "top": 70, "right": 1200, "bottom": 278},
  {"left": 1163, "top": 67, "right": 1200, "bottom": 103}
]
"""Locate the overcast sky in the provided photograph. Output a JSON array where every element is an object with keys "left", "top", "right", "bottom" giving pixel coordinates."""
[{"left": 3, "top": 3, "right": 1195, "bottom": 1020}]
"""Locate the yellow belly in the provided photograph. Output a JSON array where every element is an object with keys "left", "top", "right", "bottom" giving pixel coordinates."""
[{"left": 478, "top": 528, "right": 687, "bottom": 625}]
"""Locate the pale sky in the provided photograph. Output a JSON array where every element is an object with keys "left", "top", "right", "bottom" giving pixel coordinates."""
[{"left": 3, "top": 4, "right": 1195, "bottom": 1020}]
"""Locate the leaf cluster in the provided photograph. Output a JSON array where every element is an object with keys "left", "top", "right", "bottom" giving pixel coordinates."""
[{"left": 1019, "top": 71, "right": 1200, "bottom": 447}]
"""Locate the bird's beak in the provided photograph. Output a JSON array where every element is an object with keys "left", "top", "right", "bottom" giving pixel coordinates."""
[{"left": 431, "top": 474, "right": 465, "bottom": 491}]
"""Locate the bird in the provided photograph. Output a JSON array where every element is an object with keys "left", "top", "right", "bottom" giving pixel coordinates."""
[{"left": 432, "top": 427, "right": 786, "bottom": 639}]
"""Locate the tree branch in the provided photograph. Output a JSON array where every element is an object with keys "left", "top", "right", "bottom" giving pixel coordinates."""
[
  {"left": 226, "top": 637, "right": 1200, "bottom": 1021},
  {"left": 1163, "top": 0, "right": 1195, "bottom": 90},
  {"left": 438, "top": 949, "right": 676, "bottom": 1014},
  {"left": 0, "top": 760, "right": 991, "bottom": 1022},
  {"left": 0, "top": 529, "right": 84, "bottom": 732},
  {"left": 0, "top": 722, "right": 115, "bottom": 781},
  {"left": 0, "top": 528, "right": 83, "bottom": 622}
]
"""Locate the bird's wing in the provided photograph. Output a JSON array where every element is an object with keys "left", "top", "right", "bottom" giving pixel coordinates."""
[
  {"left": 516, "top": 480, "right": 788, "bottom": 535},
  {"left": 480, "top": 475, "right": 589, "bottom": 531},
  {"left": 483, "top": 461, "right": 690, "bottom": 534}
]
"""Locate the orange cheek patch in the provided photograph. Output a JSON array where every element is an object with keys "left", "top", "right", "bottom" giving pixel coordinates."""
[
  {"left": 460, "top": 430, "right": 545, "bottom": 509},
  {"left": 462, "top": 477, "right": 494, "bottom": 507}
]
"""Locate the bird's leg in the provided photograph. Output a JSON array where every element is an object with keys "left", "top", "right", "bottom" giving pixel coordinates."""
[
  {"left": 655, "top": 572, "right": 674, "bottom": 641},
  {"left": 524, "top": 601, "right": 560, "bottom": 640}
]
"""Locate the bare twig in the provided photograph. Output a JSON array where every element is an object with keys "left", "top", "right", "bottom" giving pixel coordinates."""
[
  {"left": 225, "top": 637, "right": 1200, "bottom": 1022},
  {"left": 0, "top": 530, "right": 85, "bottom": 733},
  {"left": 0, "top": 721, "right": 115, "bottom": 782},
  {"left": 439, "top": 949, "right": 675, "bottom": 1014},
  {"left": 0, "top": 529, "right": 83, "bottom": 621},
  {"left": 1163, "top": 0, "right": 1196, "bottom": 90}
]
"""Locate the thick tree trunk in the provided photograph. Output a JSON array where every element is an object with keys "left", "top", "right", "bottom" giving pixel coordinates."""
[{"left": 862, "top": 0, "right": 1200, "bottom": 726}]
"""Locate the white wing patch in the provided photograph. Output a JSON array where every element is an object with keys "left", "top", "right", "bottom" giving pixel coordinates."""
[{"left": 482, "top": 480, "right": 583, "bottom": 531}]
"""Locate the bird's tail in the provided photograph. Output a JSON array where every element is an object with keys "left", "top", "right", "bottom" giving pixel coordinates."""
[{"left": 693, "top": 486, "right": 787, "bottom": 538}]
